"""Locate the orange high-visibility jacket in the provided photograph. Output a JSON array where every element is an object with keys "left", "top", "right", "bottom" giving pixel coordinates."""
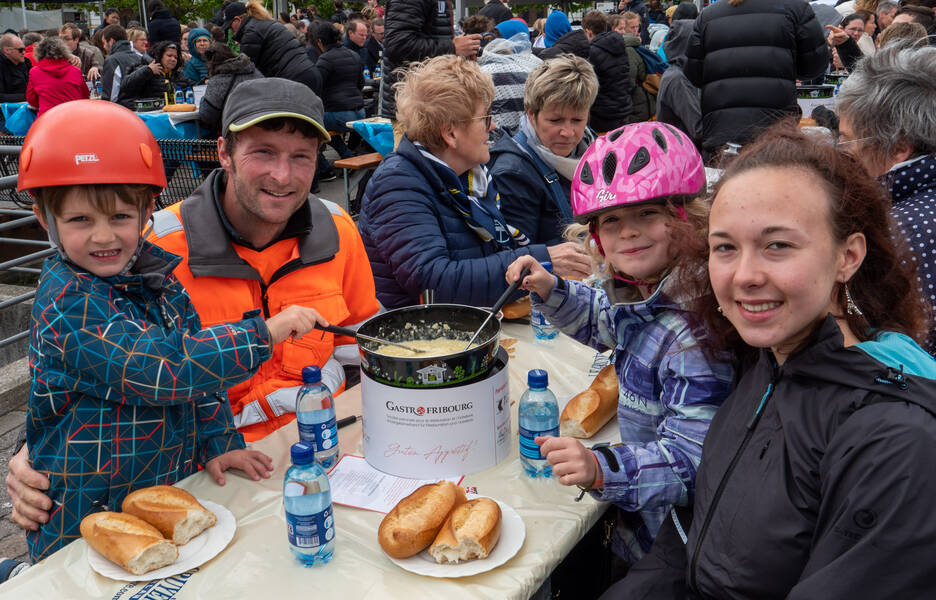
[{"left": 148, "top": 170, "right": 380, "bottom": 441}]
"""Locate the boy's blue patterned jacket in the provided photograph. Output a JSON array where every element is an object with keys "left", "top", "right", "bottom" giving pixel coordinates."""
[
  {"left": 26, "top": 241, "right": 272, "bottom": 561},
  {"left": 536, "top": 272, "right": 734, "bottom": 562}
]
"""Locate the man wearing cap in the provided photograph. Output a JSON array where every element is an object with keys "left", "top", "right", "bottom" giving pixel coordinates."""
[
  {"left": 6, "top": 78, "right": 381, "bottom": 533},
  {"left": 223, "top": 1, "right": 322, "bottom": 94}
]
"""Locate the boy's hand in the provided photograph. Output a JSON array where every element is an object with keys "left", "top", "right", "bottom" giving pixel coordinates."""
[
  {"left": 7, "top": 445, "right": 52, "bottom": 531},
  {"left": 506, "top": 256, "right": 555, "bottom": 301},
  {"left": 536, "top": 436, "right": 597, "bottom": 488},
  {"left": 206, "top": 449, "right": 274, "bottom": 486},
  {"left": 265, "top": 305, "right": 329, "bottom": 345}
]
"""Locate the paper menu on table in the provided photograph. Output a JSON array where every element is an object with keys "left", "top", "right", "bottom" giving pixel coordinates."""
[{"left": 329, "top": 454, "right": 463, "bottom": 513}]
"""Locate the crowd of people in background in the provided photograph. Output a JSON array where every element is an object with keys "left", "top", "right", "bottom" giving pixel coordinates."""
[{"left": 2, "top": 0, "right": 936, "bottom": 596}]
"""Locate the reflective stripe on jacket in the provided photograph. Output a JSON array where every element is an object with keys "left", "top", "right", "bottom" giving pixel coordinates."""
[{"left": 149, "top": 169, "right": 380, "bottom": 441}]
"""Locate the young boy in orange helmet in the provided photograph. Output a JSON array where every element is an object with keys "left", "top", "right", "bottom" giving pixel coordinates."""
[{"left": 20, "top": 100, "right": 328, "bottom": 562}]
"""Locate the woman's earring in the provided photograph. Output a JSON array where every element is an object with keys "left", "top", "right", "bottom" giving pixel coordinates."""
[
  {"left": 716, "top": 305, "right": 724, "bottom": 315},
  {"left": 845, "top": 285, "right": 863, "bottom": 316}
]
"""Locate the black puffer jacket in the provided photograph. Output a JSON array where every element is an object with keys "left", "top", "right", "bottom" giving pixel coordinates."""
[
  {"left": 198, "top": 54, "right": 263, "bottom": 133},
  {"left": 147, "top": 8, "right": 181, "bottom": 45},
  {"left": 587, "top": 31, "right": 633, "bottom": 133},
  {"left": 380, "top": 0, "right": 454, "bottom": 119},
  {"left": 234, "top": 16, "right": 322, "bottom": 95},
  {"left": 100, "top": 40, "right": 148, "bottom": 105},
  {"left": 685, "top": 0, "right": 828, "bottom": 153},
  {"left": 316, "top": 44, "right": 364, "bottom": 112},
  {"left": 536, "top": 29, "right": 589, "bottom": 60},
  {"left": 611, "top": 316, "right": 936, "bottom": 599}
]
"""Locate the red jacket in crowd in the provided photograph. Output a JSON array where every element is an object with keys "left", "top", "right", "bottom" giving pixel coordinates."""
[{"left": 26, "top": 58, "right": 89, "bottom": 116}]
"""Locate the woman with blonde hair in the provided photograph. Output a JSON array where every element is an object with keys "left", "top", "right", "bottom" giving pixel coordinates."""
[
  {"left": 489, "top": 55, "right": 599, "bottom": 245},
  {"left": 359, "top": 55, "right": 591, "bottom": 308},
  {"left": 226, "top": 0, "right": 322, "bottom": 93}
]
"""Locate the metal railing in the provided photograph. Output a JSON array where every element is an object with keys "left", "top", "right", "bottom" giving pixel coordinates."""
[{"left": 0, "top": 136, "right": 222, "bottom": 350}]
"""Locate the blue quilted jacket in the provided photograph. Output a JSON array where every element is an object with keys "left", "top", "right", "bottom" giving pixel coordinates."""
[
  {"left": 358, "top": 136, "right": 550, "bottom": 308},
  {"left": 26, "top": 242, "right": 272, "bottom": 561},
  {"left": 536, "top": 273, "right": 735, "bottom": 562}
]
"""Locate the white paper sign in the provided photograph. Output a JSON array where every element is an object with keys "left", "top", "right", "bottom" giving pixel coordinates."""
[
  {"left": 361, "top": 366, "right": 510, "bottom": 479},
  {"left": 328, "top": 454, "right": 463, "bottom": 513}
]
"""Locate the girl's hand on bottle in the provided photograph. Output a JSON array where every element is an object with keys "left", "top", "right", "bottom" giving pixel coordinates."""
[
  {"left": 265, "top": 306, "right": 329, "bottom": 345},
  {"left": 506, "top": 256, "right": 555, "bottom": 301},
  {"left": 536, "top": 436, "right": 598, "bottom": 488}
]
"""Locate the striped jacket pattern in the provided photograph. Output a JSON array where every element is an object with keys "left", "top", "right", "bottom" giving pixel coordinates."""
[
  {"left": 26, "top": 242, "right": 271, "bottom": 561},
  {"left": 536, "top": 273, "right": 734, "bottom": 562}
]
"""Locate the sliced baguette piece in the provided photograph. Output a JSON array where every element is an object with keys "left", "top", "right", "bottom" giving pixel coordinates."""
[
  {"left": 80, "top": 511, "right": 178, "bottom": 576},
  {"left": 121, "top": 486, "right": 217, "bottom": 545},
  {"left": 428, "top": 498, "right": 502, "bottom": 564},
  {"left": 560, "top": 364, "right": 618, "bottom": 438},
  {"left": 378, "top": 481, "right": 467, "bottom": 559}
]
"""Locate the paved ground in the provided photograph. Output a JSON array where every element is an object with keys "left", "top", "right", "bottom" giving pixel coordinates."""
[{"left": 0, "top": 158, "right": 364, "bottom": 567}]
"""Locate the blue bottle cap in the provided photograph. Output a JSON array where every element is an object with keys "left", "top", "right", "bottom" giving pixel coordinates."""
[
  {"left": 291, "top": 441, "right": 316, "bottom": 465},
  {"left": 302, "top": 365, "right": 322, "bottom": 384},
  {"left": 527, "top": 369, "right": 548, "bottom": 388}
]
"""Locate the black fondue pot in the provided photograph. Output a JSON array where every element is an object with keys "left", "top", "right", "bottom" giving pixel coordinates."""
[{"left": 355, "top": 304, "right": 500, "bottom": 388}]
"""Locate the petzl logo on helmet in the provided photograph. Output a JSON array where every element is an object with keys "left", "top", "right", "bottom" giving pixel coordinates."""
[
  {"left": 74, "top": 153, "right": 100, "bottom": 166},
  {"left": 596, "top": 189, "right": 617, "bottom": 204}
]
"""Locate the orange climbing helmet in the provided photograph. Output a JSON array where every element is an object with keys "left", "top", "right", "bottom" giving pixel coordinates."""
[{"left": 17, "top": 100, "right": 166, "bottom": 193}]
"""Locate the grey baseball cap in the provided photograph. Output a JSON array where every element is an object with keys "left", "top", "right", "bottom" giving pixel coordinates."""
[{"left": 221, "top": 77, "right": 331, "bottom": 142}]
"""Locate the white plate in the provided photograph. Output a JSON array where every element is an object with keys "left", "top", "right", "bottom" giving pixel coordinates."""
[
  {"left": 87, "top": 499, "right": 236, "bottom": 581},
  {"left": 388, "top": 497, "right": 525, "bottom": 578}
]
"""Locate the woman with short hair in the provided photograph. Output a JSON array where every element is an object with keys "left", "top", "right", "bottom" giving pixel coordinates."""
[
  {"left": 836, "top": 46, "right": 936, "bottom": 352},
  {"left": 489, "top": 55, "right": 599, "bottom": 245},
  {"left": 359, "top": 55, "right": 591, "bottom": 308},
  {"left": 26, "top": 36, "right": 89, "bottom": 116}
]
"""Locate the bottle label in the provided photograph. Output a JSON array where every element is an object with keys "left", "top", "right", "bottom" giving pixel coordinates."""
[
  {"left": 285, "top": 504, "right": 334, "bottom": 549},
  {"left": 518, "top": 425, "right": 558, "bottom": 460},
  {"left": 298, "top": 415, "right": 338, "bottom": 453}
]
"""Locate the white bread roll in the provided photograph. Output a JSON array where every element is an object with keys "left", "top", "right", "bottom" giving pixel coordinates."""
[
  {"left": 80, "top": 512, "right": 178, "bottom": 576},
  {"left": 378, "top": 481, "right": 467, "bottom": 558},
  {"left": 428, "top": 498, "right": 502, "bottom": 564},
  {"left": 560, "top": 364, "right": 618, "bottom": 438},
  {"left": 122, "top": 486, "right": 217, "bottom": 545}
]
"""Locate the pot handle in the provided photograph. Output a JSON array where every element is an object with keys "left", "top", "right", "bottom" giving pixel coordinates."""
[{"left": 313, "top": 323, "right": 358, "bottom": 338}]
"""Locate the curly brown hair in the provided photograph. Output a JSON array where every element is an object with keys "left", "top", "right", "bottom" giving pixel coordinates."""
[{"left": 674, "top": 122, "right": 931, "bottom": 360}]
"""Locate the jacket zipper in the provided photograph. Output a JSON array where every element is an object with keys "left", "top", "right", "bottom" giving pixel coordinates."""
[
  {"left": 688, "top": 365, "right": 780, "bottom": 594},
  {"left": 258, "top": 258, "right": 306, "bottom": 318}
]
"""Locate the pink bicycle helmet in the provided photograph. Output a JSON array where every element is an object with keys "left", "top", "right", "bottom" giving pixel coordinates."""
[{"left": 571, "top": 122, "right": 705, "bottom": 223}]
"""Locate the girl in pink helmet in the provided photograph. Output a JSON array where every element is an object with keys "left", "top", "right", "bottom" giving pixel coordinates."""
[{"left": 506, "top": 122, "right": 735, "bottom": 572}]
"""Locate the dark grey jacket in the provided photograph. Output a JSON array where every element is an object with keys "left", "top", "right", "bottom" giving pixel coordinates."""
[
  {"left": 657, "top": 20, "right": 701, "bottom": 143},
  {"left": 611, "top": 316, "right": 936, "bottom": 599},
  {"left": 100, "top": 40, "right": 148, "bottom": 106},
  {"left": 234, "top": 16, "right": 321, "bottom": 95},
  {"left": 198, "top": 54, "right": 262, "bottom": 133}
]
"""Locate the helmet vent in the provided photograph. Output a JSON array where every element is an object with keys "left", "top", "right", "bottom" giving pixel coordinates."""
[
  {"left": 661, "top": 123, "right": 683, "bottom": 144},
  {"left": 579, "top": 161, "right": 594, "bottom": 185},
  {"left": 627, "top": 147, "right": 651, "bottom": 175},
  {"left": 608, "top": 127, "right": 625, "bottom": 142},
  {"left": 602, "top": 151, "right": 618, "bottom": 184},
  {"left": 652, "top": 128, "right": 667, "bottom": 151}
]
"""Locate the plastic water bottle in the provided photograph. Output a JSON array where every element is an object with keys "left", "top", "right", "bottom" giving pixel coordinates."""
[
  {"left": 184, "top": 87, "right": 195, "bottom": 105},
  {"left": 94, "top": 79, "right": 103, "bottom": 99},
  {"left": 518, "top": 369, "right": 559, "bottom": 478},
  {"left": 174, "top": 86, "right": 184, "bottom": 104},
  {"left": 530, "top": 261, "right": 558, "bottom": 344},
  {"left": 363, "top": 65, "right": 371, "bottom": 79},
  {"left": 373, "top": 62, "right": 381, "bottom": 78},
  {"left": 284, "top": 441, "right": 336, "bottom": 566},
  {"left": 296, "top": 366, "right": 339, "bottom": 469}
]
